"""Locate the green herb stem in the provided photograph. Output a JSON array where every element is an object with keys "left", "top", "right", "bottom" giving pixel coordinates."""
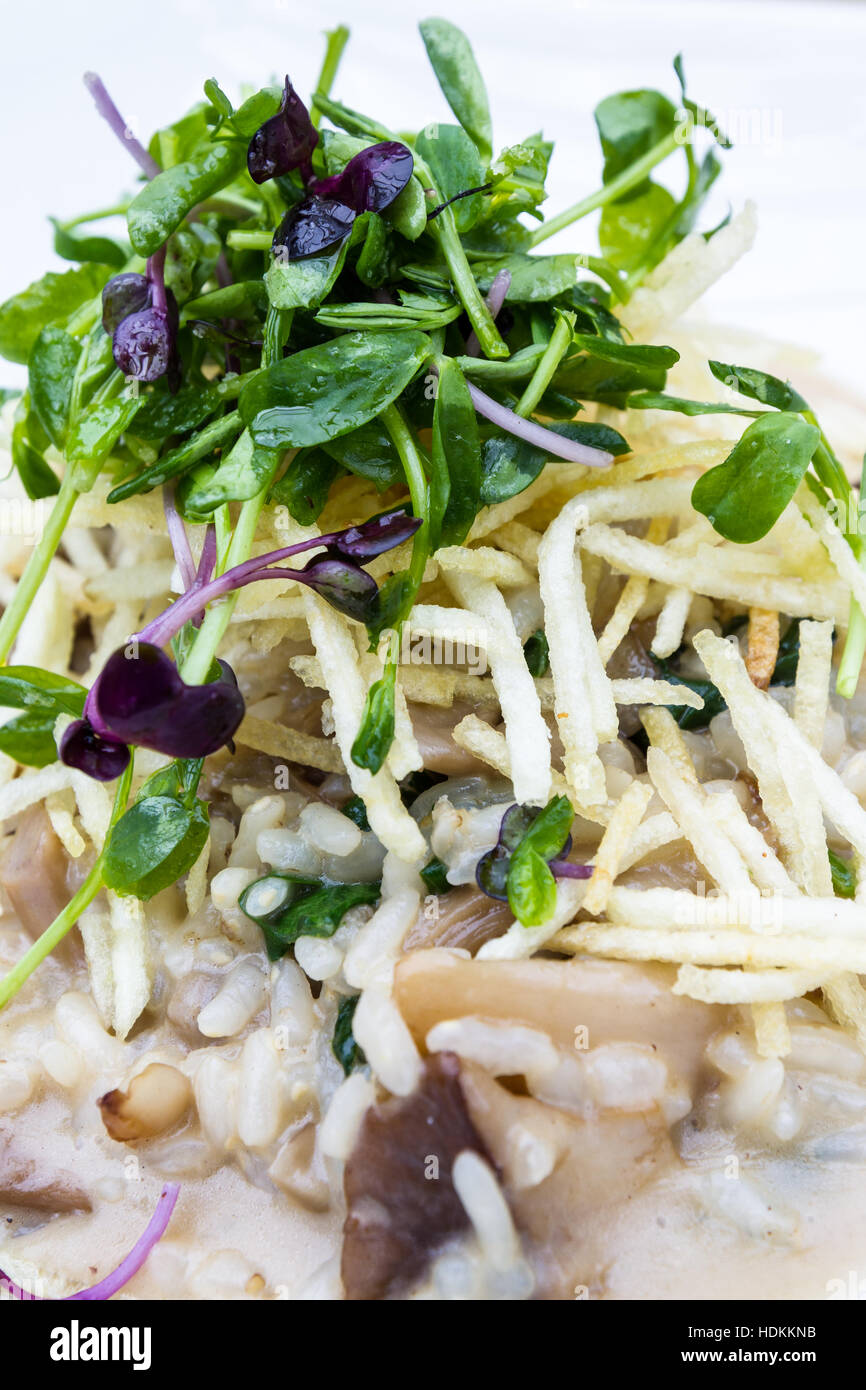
[
  {"left": 226, "top": 229, "right": 275, "bottom": 251},
  {"left": 427, "top": 205, "right": 509, "bottom": 360},
  {"left": 0, "top": 471, "right": 78, "bottom": 664},
  {"left": 0, "top": 760, "right": 133, "bottom": 1011},
  {"left": 529, "top": 129, "right": 681, "bottom": 247},
  {"left": 381, "top": 402, "right": 429, "bottom": 589},
  {"left": 311, "top": 26, "right": 351, "bottom": 128},
  {"left": 515, "top": 310, "right": 575, "bottom": 417}
]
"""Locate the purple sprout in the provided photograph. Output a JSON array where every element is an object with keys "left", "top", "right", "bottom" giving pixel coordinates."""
[
  {"left": 271, "top": 142, "right": 414, "bottom": 261},
  {"left": 107, "top": 248, "right": 180, "bottom": 389},
  {"left": 83, "top": 72, "right": 161, "bottom": 180},
  {"left": 60, "top": 509, "right": 420, "bottom": 780},
  {"left": 247, "top": 76, "right": 318, "bottom": 185},
  {"left": 475, "top": 802, "right": 591, "bottom": 902}
]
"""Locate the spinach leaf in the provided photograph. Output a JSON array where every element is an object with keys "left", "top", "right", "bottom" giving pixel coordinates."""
[
  {"left": 332, "top": 995, "right": 366, "bottom": 1074},
  {"left": 130, "top": 373, "right": 251, "bottom": 442},
  {"left": 430, "top": 356, "right": 481, "bottom": 549},
  {"left": 265, "top": 238, "right": 351, "bottom": 311},
  {"left": 600, "top": 181, "right": 677, "bottom": 268},
  {"left": 385, "top": 173, "right": 428, "bottom": 240},
  {"left": 67, "top": 395, "right": 143, "bottom": 490},
  {"left": 341, "top": 795, "right": 371, "bottom": 833},
  {"left": 182, "top": 427, "right": 282, "bottom": 511},
  {"left": 239, "top": 872, "right": 381, "bottom": 960},
  {"left": 103, "top": 794, "right": 209, "bottom": 900},
  {"left": 50, "top": 217, "right": 127, "bottom": 269},
  {"left": 594, "top": 89, "right": 677, "bottom": 182},
  {"left": 127, "top": 142, "right": 246, "bottom": 256},
  {"left": 691, "top": 413, "right": 820, "bottom": 543},
  {"left": 523, "top": 628, "right": 549, "bottom": 677},
  {"left": 419, "top": 18, "right": 492, "bottom": 162},
  {"left": 0, "top": 711, "right": 60, "bottom": 767},
  {"left": 11, "top": 410, "right": 59, "bottom": 499},
  {"left": 0, "top": 264, "right": 107, "bottom": 365},
  {"left": 707, "top": 360, "right": 809, "bottom": 413},
  {"left": 271, "top": 448, "right": 342, "bottom": 523},
  {"left": 241, "top": 331, "right": 430, "bottom": 451},
  {"left": 28, "top": 327, "right": 81, "bottom": 449},
  {"left": 321, "top": 417, "right": 403, "bottom": 489},
  {"left": 416, "top": 123, "right": 485, "bottom": 232}
]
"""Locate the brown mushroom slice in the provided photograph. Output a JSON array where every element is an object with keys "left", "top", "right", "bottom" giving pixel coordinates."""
[
  {"left": 341, "top": 1052, "right": 493, "bottom": 1300},
  {"left": 403, "top": 885, "right": 513, "bottom": 954},
  {"left": 0, "top": 804, "right": 71, "bottom": 937},
  {"left": 394, "top": 950, "right": 726, "bottom": 1095},
  {"left": 0, "top": 1134, "right": 91, "bottom": 1212},
  {"left": 407, "top": 700, "right": 498, "bottom": 776},
  {"left": 460, "top": 1063, "right": 678, "bottom": 1299}
]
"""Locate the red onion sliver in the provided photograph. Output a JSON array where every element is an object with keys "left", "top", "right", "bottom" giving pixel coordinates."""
[
  {"left": 164, "top": 485, "right": 197, "bottom": 592},
  {"left": 464, "top": 269, "right": 511, "bottom": 357},
  {"left": 466, "top": 379, "right": 613, "bottom": 467},
  {"left": 0, "top": 1183, "right": 180, "bottom": 1302}
]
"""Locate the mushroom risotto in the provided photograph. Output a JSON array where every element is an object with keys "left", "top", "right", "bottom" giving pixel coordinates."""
[{"left": 1, "top": 18, "right": 866, "bottom": 1302}]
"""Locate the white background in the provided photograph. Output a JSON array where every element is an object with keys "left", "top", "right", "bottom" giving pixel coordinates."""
[{"left": 0, "top": 0, "right": 864, "bottom": 391}]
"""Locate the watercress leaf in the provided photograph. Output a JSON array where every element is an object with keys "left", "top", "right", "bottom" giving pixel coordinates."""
[
  {"left": 270, "top": 447, "right": 342, "bottom": 523},
  {"left": 28, "top": 327, "right": 81, "bottom": 449},
  {"left": 127, "top": 142, "right": 246, "bottom": 257},
  {"left": 0, "top": 264, "right": 107, "bottom": 366},
  {"left": 707, "top": 360, "right": 809, "bottom": 413},
  {"left": 67, "top": 394, "right": 143, "bottom": 490},
  {"left": 332, "top": 995, "right": 366, "bottom": 1074},
  {"left": 320, "top": 417, "right": 403, "bottom": 489},
  {"left": 50, "top": 217, "right": 128, "bottom": 269},
  {"left": 0, "top": 666, "right": 86, "bottom": 717},
  {"left": 182, "top": 427, "right": 282, "bottom": 510},
  {"left": 507, "top": 843, "right": 556, "bottom": 926},
  {"left": 351, "top": 664, "right": 396, "bottom": 774},
  {"left": 691, "top": 412, "right": 820, "bottom": 544},
  {"left": 430, "top": 355, "right": 480, "bottom": 548},
  {"left": 416, "top": 123, "right": 485, "bottom": 233},
  {"left": 0, "top": 711, "right": 60, "bottom": 767},
  {"left": 11, "top": 414, "right": 59, "bottom": 499},
  {"left": 419, "top": 18, "right": 492, "bottom": 162},
  {"left": 594, "top": 89, "right": 677, "bottom": 182},
  {"left": 523, "top": 628, "right": 549, "bottom": 677},
  {"left": 241, "top": 331, "right": 430, "bottom": 450},
  {"left": 474, "top": 253, "right": 580, "bottom": 303},
  {"left": 103, "top": 794, "right": 209, "bottom": 900},
  {"left": 599, "top": 180, "right": 677, "bottom": 269}
]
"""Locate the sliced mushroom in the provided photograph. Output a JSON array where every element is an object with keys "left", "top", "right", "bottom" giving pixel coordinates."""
[
  {"left": 460, "top": 1062, "right": 678, "bottom": 1298},
  {"left": 0, "top": 1132, "right": 91, "bottom": 1212},
  {"left": 394, "top": 950, "right": 726, "bottom": 1095},
  {"left": 99, "top": 1063, "right": 192, "bottom": 1142},
  {"left": 403, "top": 885, "right": 513, "bottom": 954},
  {"left": 269, "top": 1121, "right": 330, "bottom": 1212},
  {"left": 407, "top": 701, "right": 498, "bottom": 776},
  {"left": 341, "top": 1052, "right": 493, "bottom": 1300},
  {"left": 0, "top": 805, "right": 71, "bottom": 938}
]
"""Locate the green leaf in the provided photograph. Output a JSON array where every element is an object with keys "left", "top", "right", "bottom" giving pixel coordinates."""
[
  {"left": 265, "top": 239, "right": 349, "bottom": 311},
  {"left": 107, "top": 410, "right": 244, "bottom": 503},
  {"left": 231, "top": 86, "right": 283, "bottom": 138},
  {"left": 523, "top": 629, "right": 549, "bottom": 677},
  {"left": 11, "top": 412, "right": 59, "bottom": 499},
  {"left": 599, "top": 181, "right": 677, "bottom": 269},
  {"left": 28, "top": 327, "right": 81, "bottom": 450},
  {"left": 148, "top": 104, "right": 213, "bottom": 169},
  {"left": 239, "top": 872, "right": 381, "bottom": 960},
  {"left": 0, "top": 666, "right": 86, "bottom": 717},
  {"left": 182, "top": 427, "right": 282, "bottom": 511},
  {"left": 341, "top": 795, "right": 371, "bottom": 833},
  {"left": 416, "top": 123, "right": 485, "bottom": 232},
  {"left": 0, "top": 264, "right": 108, "bottom": 366},
  {"left": 506, "top": 794, "right": 574, "bottom": 926},
  {"left": 707, "top": 360, "right": 809, "bottom": 413},
  {"left": 103, "top": 795, "right": 209, "bottom": 900},
  {"left": 67, "top": 394, "right": 143, "bottom": 490},
  {"left": 384, "top": 175, "right": 428, "bottom": 240},
  {"left": 691, "top": 412, "right": 820, "bottom": 544},
  {"left": 351, "top": 662, "right": 397, "bottom": 774},
  {"left": 241, "top": 331, "right": 430, "bottom": 451},
  {"left": 555, "top": 336, "right": 678, "bottom": 406},
  {"left": 50, "top": 218, "right": 127, "bottom": 269},
  {"left": 829, "top": 849, "right": 856, "bottom": 900},
  {"left": 480, "top": 420, "right": 629, "bottom": 505},
  {"left": 625, "top": 390, "right": 763, "bottom": 418},
  {"left": 0, "top": 711, "right": 60, "bottom": 767},
  {"left": 319, "top": 418, "right": 404, "bottom": 490},
  {"left": 474, "top": 253, "right": 579, "bottom": 303},
  {"left": 332, "top": 995, "right": 366, "bottom": 1075},
  {"left": 594, "top": 89, "right": 677, "bottom": 183},
  {"left": 127, "top": 142, "right": 246, "bottom": 257},
  {"left": 271, "top": 448, "right": 342, "bottom": 523},
  {"left": 419, "top": 18, "right": 492, "bottom": 162},
  {"left": 430, "top": 357, "right": 481, "bottom": 549},
  {"left": 420, "top": 856, "right": 452, "bottom": 895}
]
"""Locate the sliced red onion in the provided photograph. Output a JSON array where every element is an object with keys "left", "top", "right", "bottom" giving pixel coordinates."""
[
  {"left": 163, "top": 484, "right": 197, "bottom": 592},
  {"left": 464, "top": 269, "right": 511, "bottom": 358},
  {"left": 0, "top": 1183, "right": 179, "bottom": 1301},
  {"left": 467, "top": 380, "right": 613, "bottom": 467}
]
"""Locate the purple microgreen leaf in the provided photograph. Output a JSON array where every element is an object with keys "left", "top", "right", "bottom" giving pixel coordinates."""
[
  {"left": 101, "top": 272, "right": 150, "bottom": 335},
  {"left": 327, "top": 507, "right": 421, "bottom": 561},
  {"left": 112, "top": 308, "right": 176, "bottom": 382},
  {"left": 295, "top": 555, "right": 379, "bottom": 624},
  {"left": 246, "top": 76, "right": 318, "bottom": 185},
  {"left": 312, "top": 141, "right": 414, "bottom": 213},
  {"left": 550, "top": 859, "right": 593, "bottom": 879},
  {"left": 273, "top": 195, "right": 357, "bottom": 260},
  {"left": 92, "top": 644, "right": 244, "bottom": 760},
  {"left": 59, "top": 718, "right": 130, "bottom": 782}
]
